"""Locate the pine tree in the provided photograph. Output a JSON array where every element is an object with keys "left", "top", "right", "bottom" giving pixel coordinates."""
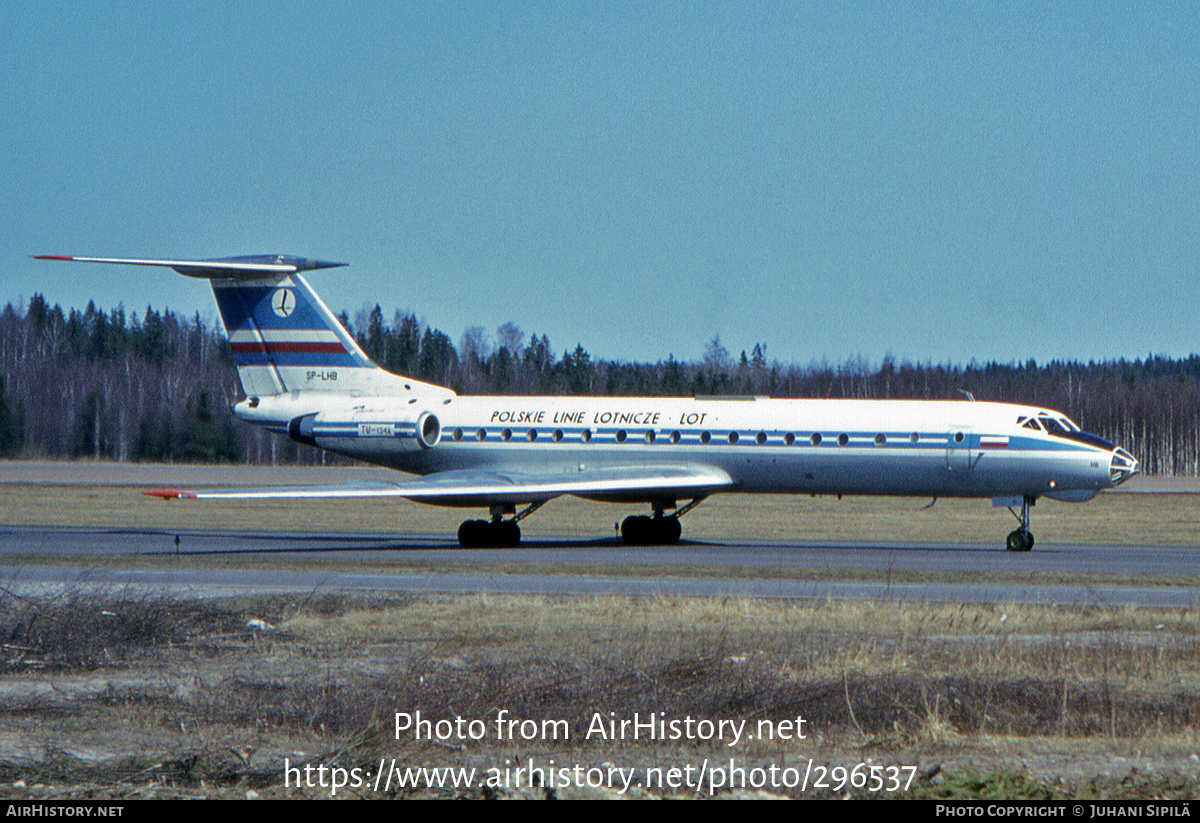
[{"left": 0, "top": 376, "right": 23, "bottom": 457}]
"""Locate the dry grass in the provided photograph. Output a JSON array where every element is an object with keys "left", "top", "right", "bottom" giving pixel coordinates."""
[
  {"left": 282, "top": 594, "right": 1200, "bottom": 714},
  {"left": 3, "top": 589, "right": 1196, "bottom": 799},
  {"left": 269, "top": 594, "right": 1200, "bottom": 798}
]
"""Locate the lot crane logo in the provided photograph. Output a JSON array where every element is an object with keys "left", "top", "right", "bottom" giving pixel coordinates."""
[{"left": 272, "top": 288, "right": 296, "bottom": 318}]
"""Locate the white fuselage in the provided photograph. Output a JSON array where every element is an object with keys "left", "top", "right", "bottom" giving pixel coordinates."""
[{"left": 236, "top": 393, "right": 1125, "bottom": 504}]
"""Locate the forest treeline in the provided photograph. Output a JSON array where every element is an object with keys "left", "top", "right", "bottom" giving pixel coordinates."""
[{"left": 0, "top": 295, "right": 1196, "bottom": 474}]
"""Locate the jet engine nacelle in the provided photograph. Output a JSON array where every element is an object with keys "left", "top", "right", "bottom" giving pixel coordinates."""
[
  {"left": 287, "top": 409, "right": 441, "bottom": 450},
  {"left": 414, "top": 410, "right": 441, "bottom": 449}
]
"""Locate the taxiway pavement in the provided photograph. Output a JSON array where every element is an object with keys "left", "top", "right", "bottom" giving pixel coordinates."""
[{"left": 1, "top": 527, "right": 1197, "bottom": 607}]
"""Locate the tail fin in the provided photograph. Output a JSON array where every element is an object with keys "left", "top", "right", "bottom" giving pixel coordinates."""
[
  {"left": 203, "top": 257, "right": 374, "bottom": 396},
  {"left": 34, "top": 255, "right": 453, "bottom": 400}
]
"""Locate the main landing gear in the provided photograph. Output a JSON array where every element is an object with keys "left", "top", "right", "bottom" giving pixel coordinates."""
[
  {"left": 621, "top": 513, "right": 681, "bottom": 545},
  {"left": 457, "top": 502, "right": 545, "bottom": 548},
  {"left": 457, "top": 498, "right": 704, "bottom": 547},
  {"left": 620, "top": 498, "right": 703, "bottom": 545},
  {"left": 1005, "top": 496, "right": 1036, "bottom": 553},
  {"left": 458, "top": 518, "right": 520, "bottom": 548}
]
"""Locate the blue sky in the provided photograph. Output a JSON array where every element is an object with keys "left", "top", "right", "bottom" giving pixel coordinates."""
[{"left": 4, "top": 2, "right": 1198, "bottom": 367}]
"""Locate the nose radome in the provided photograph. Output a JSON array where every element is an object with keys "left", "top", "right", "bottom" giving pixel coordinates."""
[{"left": 1109, "top": 448, "right": 1139, "bottom": 486}]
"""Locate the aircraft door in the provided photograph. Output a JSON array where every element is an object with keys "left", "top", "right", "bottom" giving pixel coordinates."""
[{"left": 945, "top": 427, "right": 973, "bottom": 475}]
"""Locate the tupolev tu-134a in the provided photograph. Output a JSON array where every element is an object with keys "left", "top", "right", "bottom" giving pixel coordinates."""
[{"left": 36, "top": 254, "right": 1140, "bottom": 551}]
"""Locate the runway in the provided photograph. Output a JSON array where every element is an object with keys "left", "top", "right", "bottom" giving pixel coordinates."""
[{"left": 2, "top": 527, "right": 1198, "bottom": 607}]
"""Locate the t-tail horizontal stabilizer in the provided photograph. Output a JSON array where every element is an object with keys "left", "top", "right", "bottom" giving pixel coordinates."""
[
  {"left": 35, "top": 254, "right": 454, "bottom": 401},
  {"left": 33, "top": 255, "right": 346, "bottom": 279}
]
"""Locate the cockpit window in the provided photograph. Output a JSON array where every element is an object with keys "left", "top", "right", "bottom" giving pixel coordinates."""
[
  {"left": 1030, "top": 413, "right": 1115, "bottom": 450},
  {"left": 1027, "top": 413, "right": 1083, "bottom": 436},
  {"left": 1038, "top": 416, "right": 1067, "bottom": 435}
]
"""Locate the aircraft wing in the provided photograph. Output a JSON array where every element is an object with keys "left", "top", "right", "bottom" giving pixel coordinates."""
[{"left": 146, "top": 464, "right": 734, "bottom": 507}]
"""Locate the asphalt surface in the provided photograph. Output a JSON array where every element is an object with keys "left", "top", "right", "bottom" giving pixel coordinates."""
[{"left": 2, "top": 527, "right": 1198, "bottom": 607}]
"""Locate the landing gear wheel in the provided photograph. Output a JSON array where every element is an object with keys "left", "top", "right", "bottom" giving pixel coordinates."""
[
  {"left": 620, "top": 515, "right": 681, "bottom": 545},
  {"left": 458, "top": 519, "right": 487, "bottom": 547},
  {"left": 621, "top": 515, "right": 652, "bottom": 544},
  {"left": 663, "top": 516, "right": 682, "bottom": 543},
  {"left": 458, "top": 519, "right": 521, "bottom": 548},
  {"left": 1006, "top": 529, "right": 1034, "bottom": 553}
]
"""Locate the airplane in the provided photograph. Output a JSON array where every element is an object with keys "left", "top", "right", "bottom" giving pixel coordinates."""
[{"left": 35, "top": 254, "right": 1140, "bottom": 551}]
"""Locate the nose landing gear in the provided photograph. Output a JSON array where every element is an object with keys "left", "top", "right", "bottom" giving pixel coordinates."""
[{"left": 1005, "top": 496, "right": 1035, "bottom": 552}]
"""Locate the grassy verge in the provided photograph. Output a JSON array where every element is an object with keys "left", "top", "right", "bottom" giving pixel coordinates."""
[{"left": 0, "top": 590, "right": 1197, "bottom": 799}]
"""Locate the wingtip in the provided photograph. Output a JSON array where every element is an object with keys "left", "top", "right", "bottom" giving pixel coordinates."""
[
  {"left": 306, "top": 259, "right": 349, "bottom": 271},
  {"left": 144, "top": 489, "right": 197, "bottom": 501},
  {"left": 32, "top": 255, "right": 74, "bottom": 261}
]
